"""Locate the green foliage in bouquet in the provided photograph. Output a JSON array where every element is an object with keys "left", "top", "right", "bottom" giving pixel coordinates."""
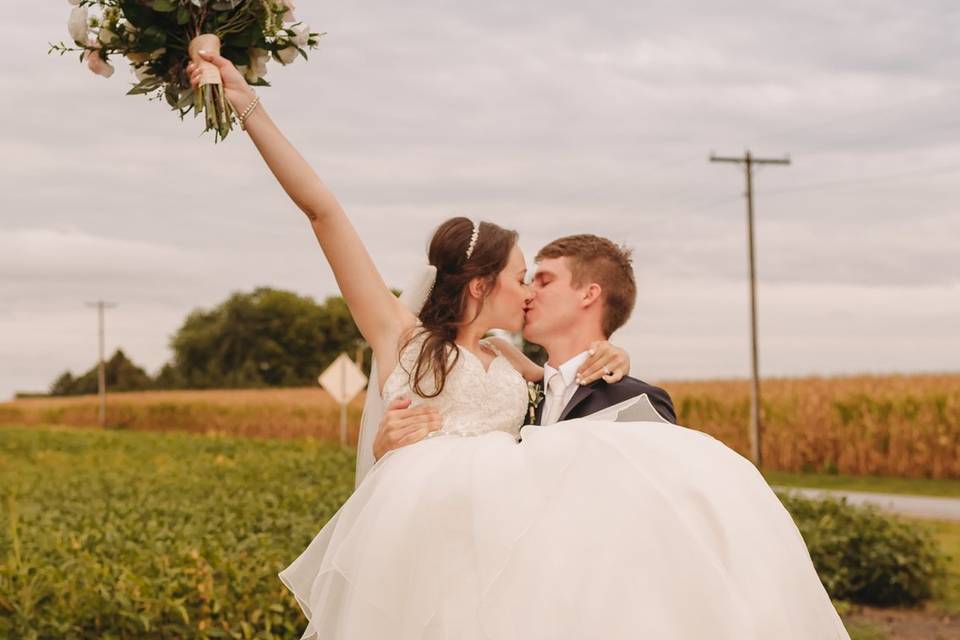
[
  {"left": 777, "top": 491, "right": 948, "bottom": 606},
  {"left": 48, "top": 0, "right": 324, "bottom": 142}
]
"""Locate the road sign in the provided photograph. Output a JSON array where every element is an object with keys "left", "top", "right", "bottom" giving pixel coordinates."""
[
  {"left": 318, "top": 353, "right": 368, "bottom": 444},
  {"left": 319, "top": 353, "right": 367, "bottom": 404}
]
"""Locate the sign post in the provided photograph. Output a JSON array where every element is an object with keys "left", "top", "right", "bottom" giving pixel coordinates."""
[{"left": 318, "top": 353, "right": 368, "bottom": 445}]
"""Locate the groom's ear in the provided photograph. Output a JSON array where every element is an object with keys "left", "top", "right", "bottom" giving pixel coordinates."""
[{"left": 580, "top": 283, "right": 603, "bottom": 308}]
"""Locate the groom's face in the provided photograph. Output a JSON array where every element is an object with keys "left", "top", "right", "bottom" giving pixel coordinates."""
[{"left": 522, "top": 257, "right": 583, "bottom": 344}]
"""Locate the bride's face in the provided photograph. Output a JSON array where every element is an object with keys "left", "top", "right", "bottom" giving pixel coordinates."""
[{"left": 473, "top": 244, "right": 532, "bottom": 332}]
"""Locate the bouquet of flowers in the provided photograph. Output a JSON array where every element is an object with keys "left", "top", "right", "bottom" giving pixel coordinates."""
[{"left": 49, "top": 0, "right": 323, "bottom": 142}]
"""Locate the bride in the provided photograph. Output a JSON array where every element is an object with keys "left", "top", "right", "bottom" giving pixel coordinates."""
[{"left": 190, "top": 52, "right": 850, "bottom": 639}]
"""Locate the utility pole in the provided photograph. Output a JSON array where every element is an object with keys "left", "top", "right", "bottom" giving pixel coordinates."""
[
  {"left": 709, "top": 150, "right": 790, "bottom": 468},
  {"left": 85, "top": 300, "right": 117, "bottom": 427}
]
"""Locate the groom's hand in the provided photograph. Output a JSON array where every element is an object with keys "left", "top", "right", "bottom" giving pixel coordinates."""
[{"left": 373, "top": 397, "right": 442, "bottom": 461}]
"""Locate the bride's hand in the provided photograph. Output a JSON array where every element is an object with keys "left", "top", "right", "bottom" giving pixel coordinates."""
[
  {"left": 576, "top": 341, "right": 630, "bottom": 385},
  {"left": 187, "top": 50, "right": 256, "bottom": 114}
]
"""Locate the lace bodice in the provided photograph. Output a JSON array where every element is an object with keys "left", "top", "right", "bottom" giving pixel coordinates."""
[{"left": 381, "top": 330, "right": 529, "bottom": 440}]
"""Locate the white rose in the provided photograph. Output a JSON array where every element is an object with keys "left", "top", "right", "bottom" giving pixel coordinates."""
[
  {"left": 291, "top": 23, "right": 310, "bottom": 47},
  {"left": 68, "top": 7, "right": 89, "bottom": 44}
]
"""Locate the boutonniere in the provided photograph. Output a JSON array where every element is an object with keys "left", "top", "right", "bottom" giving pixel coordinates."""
[{"left": 527, "top": 381, "right": 544, "bottom": 424}]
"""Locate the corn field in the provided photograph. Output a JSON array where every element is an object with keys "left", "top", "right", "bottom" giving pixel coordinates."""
[
  {"left": 663, "top": 373, "right": 960, "bottom": 478},
  {"left": 2, "top": 372, "right": 958, "bottom": 477}
]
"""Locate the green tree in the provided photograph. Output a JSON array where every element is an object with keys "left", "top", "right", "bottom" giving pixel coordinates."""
[
  {"left": 48, "top": 349, "right": 154, "bottom": 396},
  {"left": 164, "top": 287, "right": 367, "bottom": 389},
  {"left": 49, "top": 371, "right": 76, "bottom": 396},
  {"left": 151, "top": 362, "right": 186, "bottom": 390}
]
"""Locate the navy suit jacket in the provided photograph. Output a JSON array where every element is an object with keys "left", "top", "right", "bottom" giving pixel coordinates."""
[{"left": 523, "top": 375, "right": 677, "bottom": 432}]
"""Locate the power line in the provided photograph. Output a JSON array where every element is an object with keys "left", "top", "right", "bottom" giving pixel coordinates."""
[
  {"left": 786, "top": 118, "right": 960, "bottom": 160},
  {"left": 758, "top": 159, "right": 960, "bottom": 197},
  {"left": 709, "top": 150, "right": 791, "bottom": 469}
]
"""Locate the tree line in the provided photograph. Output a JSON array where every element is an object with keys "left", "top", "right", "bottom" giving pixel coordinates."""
[
  {"left": 48, "top": 286, "right": 547, "bottom": 396},
  {"left": 49, "top": 287, "right": 370, "bottom": 396}
]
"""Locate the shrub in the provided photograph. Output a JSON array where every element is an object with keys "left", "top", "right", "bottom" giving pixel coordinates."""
[{"left": 778, "top": 491, "right": 947, "bottom": 606}]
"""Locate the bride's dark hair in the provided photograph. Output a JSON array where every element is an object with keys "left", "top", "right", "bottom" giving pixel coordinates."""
[{"left": 401, "top": 217, "right": 518, "bottom": 398}]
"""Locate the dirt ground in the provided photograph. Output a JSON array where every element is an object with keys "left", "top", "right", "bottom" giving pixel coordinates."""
[{"left": 845, "top": 606, "right": 960, "bottom": 640}]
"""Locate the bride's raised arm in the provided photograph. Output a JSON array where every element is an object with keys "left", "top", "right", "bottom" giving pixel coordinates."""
[{"left": 190, "top": 51, "right": 416, "bottom": 372}]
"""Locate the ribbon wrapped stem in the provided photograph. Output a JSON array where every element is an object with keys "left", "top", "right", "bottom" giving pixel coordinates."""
[{"left": 188, "top": 33, "right": 233, "bottom": 142}]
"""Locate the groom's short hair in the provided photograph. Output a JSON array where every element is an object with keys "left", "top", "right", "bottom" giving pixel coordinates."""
[{"left": 536, "top": 234, "right": 636, "bottom": 337}]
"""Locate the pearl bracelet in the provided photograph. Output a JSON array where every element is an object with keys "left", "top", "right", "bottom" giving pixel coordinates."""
[{"left": 238, "top": 92, "right": 260, "bottom": 131}]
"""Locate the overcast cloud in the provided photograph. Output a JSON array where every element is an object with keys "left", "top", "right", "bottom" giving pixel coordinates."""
[{"left": 1, "top": 0, "right": 958, "bottom": 400}]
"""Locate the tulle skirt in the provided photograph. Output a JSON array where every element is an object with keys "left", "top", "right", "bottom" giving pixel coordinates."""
[{"left": 278, "top": 419, "right": 850, "bottom": 639}]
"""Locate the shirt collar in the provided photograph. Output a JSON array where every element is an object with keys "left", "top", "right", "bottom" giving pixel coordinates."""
[{"left": 543, "top": 350, "right": 591, "bottom": 390}]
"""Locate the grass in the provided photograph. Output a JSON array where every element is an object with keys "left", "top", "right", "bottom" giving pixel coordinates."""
[
  {"left": 764, "top": 470, "right": 960, "bottom": 498},
  {"left": 845, "top": 620, "right": 888, "bottom": 640},
  {"left": 914, "top": 518, "right": 960, "bottom": 614}
]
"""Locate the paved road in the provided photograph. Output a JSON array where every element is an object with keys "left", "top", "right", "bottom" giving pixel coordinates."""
[{"left": 773, "top": 486, "right": 960, "bottom": 521}]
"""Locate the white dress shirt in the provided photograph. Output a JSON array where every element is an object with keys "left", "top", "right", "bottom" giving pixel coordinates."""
[{"left": 541, "top": 350, "right": 591, "bottom": 425}]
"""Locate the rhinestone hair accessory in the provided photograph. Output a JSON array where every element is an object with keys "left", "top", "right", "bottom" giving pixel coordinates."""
[{"left": 465, "top": 220, "right": 481, "bottom": 260}]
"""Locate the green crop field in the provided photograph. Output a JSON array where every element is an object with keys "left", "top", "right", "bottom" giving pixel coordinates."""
[
  {"left": 2, "top": 424, "right": 954, "bottom": 639},
  {"left": 0, "top": 425, "right": 354, "bottom": 639}
]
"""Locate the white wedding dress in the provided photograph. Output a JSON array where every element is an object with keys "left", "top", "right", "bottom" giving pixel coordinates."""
[{"left": 279, "top": 331, "right": 850, "bottom": 639}]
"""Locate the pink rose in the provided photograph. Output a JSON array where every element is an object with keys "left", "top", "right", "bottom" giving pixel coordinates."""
[
  {"left": 280, "top": 0, "right": 296, "bottom": 22},
  {"left": 82, "top": 38, "right": 114, "bottom": 78}
]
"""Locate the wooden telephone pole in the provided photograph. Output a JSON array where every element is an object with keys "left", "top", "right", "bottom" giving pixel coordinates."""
[
  {"left": 709, "top": 150, "right": 790, "bottom": 468},
  {"left": 85, "top": 300, "right": 116, "bottom": 426}
]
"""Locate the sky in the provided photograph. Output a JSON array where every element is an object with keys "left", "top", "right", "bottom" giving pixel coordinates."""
[{"left": 2, "top": 0, "right": 959, "bottom": 400}]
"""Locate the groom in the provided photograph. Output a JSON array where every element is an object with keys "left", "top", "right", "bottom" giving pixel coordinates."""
[
  {"left": 372, "top": 233, "right": 676, "bottom": 460},
  {"left": 521, "top": 234, "right": 676, "bottom": 429}
]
